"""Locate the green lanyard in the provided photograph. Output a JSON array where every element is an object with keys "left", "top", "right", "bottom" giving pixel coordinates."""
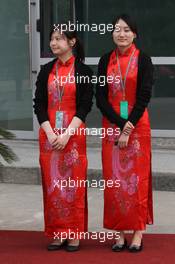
[
  {"left": 55, "top": 60, "right": 74, "bottom": 110},
  {"left": 116, "top": 48, "right": 136, "bottom": 100}
]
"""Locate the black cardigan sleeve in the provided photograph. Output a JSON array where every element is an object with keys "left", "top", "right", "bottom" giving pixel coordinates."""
[
  {"left": 33, "top": 60, "right": 94, "bottom": 125},
  {"left": 33, "top": 66, "right": 49, "bottom": 125},
  {"left": 95, "top": 54, "right": 127, "bottom": 130},
  {"left": 75, "top": 63, "right": 94, "bottom": 122},
  {"left": 128, "top": 53, "right": 154, "bottom": 126}
]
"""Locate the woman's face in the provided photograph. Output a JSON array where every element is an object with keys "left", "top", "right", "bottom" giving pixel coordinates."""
[
  {"left": 50, "top": 30, "right": 75, "bottom": 56},
  {"left": 112, "top": 19, "right": 136, "bottom": 48}
]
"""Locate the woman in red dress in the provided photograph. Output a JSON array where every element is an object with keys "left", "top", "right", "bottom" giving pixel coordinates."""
[
  {"left": 33, "top": 25, "right": 93, "bottom": 252},
  {"left": 96, "top": 14, "right": 154, "bottom": 252}
]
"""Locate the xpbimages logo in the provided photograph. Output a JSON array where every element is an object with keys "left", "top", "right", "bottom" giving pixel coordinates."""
[
  {"left": 53, "top": 127, "right": 121, "bottom": 139},
  {"left": 52, "top": 73, "right": 121, "bottom": 87},
  {"left": 53, "top": 21, "right": 120, "bottom": 35},
  {"left": 53, "top": 230, "right": 120, "bottom": 243},
  {"left": 53, "top": 178, "right": 121, "bottom": 191}
]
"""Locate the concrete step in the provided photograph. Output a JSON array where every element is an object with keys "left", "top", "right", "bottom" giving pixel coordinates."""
[{"left": 0, "top": 139, "right": 175, "bottom": 191}]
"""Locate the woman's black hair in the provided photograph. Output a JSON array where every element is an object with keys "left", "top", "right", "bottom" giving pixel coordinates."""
[
  {"left": 49, "top": 22, "right": 85, "bottom": 62},
  {"left": 112, "top": 14, "right": 139, "bottom": 39}
]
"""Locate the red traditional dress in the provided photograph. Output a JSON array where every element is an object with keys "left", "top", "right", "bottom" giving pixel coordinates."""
[
  {"left": 102, "top": 44, "right": 153, "bottom": 230},
  {"left": 39, "top": 55, "right": 88, "bottom": 238}
]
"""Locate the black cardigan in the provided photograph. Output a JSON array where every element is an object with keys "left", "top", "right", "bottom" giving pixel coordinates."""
[
  {"left": 95, "top": 50, "right": 154, "bottom": 130},
  {"left": 33, "top": 58, "right": 94, "bottom": 125}
]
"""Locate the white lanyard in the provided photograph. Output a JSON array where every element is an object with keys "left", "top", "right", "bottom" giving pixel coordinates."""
[{"left": 116, "top": 48, "right": 136, "bottom": 100}]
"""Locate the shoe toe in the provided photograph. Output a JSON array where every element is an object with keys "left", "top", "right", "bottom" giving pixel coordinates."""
[
  {"left": 47, "top": 244, "right": 61, "bottom": 251},
  {"left": 112, "top": 239, "right": 127, "bottom": 252},
  {"left": 66, "top": 245, "right": 80, "bottom": 252},
  {"left": 47, "top": 240, "right": 67, "bottom": 251},
  {"left": 128, "top": 241, "right": 143, "bottom": 252}
]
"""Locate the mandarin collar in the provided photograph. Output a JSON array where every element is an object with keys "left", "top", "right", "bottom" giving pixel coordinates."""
[
  {"left": 116, "top": 43, "right": 136, "bottom": 57},
  {"left": 57, "top": 55, "right": 75, "bottom": 66}
]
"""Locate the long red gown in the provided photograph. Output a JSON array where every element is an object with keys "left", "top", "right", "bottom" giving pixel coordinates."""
[
  {"left": 102, "top": 44, "right": 153, "bottom": 230},
  {"left": 39, "top": 56, "right": 88, "bottom": 238}
]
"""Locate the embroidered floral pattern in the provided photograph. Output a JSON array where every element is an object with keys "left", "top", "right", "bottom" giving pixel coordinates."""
[
  {"left": 48, "top": 80, "right": 58, "bottom": 108},
  {"left": 130, "top": 56, "right": 138, "bottom": 74},
  {"left": 121, "top": 173, "right": 139, "bottom": 195},
  {"left": 132, "top": 138, "right": 140, "bottom": 154},
  {"left": 108, "top": 53, "right": 138, "bottom": 98},
  {"left": 112, "top": 135, "right": 141, "bottom": 214},
  {"left": 47, "top": 144, "right": 80, "bottom": 221},
  {"left": 64, "top": 148, "right": 79, "bottom": 167},
  {"left": 110, "top": 72, "right": 121, "bottom": 97}
]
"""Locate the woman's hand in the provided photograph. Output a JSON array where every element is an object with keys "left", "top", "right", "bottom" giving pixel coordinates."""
[
  {"left": 117, "top": 133, "right": 130, "bottom": 149},
  {"left": 52, "top": 132, "right": 70, "bottom": 150},
  {"left": 47, "top": 132, "right": 57, "bottom": 145},
  {"left": 122, "top": 121, "right": 134, "bottom": 136},
  {"left": 43, "top": 117, "right": 82, "bottom": 151}
]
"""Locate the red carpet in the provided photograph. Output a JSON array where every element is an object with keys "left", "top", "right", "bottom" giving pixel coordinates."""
[{"left": 0, "top": 231, "right": 175, "bottom": 264}]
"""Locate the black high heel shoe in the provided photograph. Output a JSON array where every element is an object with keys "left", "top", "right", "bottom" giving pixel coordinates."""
[
  {"left": 112, "top": 238, "right": 127, "bottom": 252},
  {"left": 47, "top": 239, "right": 67, "bottom": 251},
  {"left": 128, "top": 240, "right": 143, "bottom": 253},
  {"left": 66, "top": 241, "right": 80, "bottom": 252}
]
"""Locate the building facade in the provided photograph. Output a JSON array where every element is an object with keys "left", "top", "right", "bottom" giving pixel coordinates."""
[{"left": 0, "top": 0, "right": 175, "bottom": 139}]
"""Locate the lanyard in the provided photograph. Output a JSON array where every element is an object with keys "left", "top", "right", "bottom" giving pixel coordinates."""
[
  {"left": 116, "top": 48, "right": 136, "bottom": 100},
  {"left": 55, "top": 60, "right": 74, "bottom": 110}
]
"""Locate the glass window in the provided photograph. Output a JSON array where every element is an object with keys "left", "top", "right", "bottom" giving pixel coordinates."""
[
  {"left": 39, "top": 0, "right": 175, "bottom": 130},
  {"left": 149, "top": 65, "right": 175, "bottom": 130},
  {"left": 40, "top": 0, "right": 175, "bottom": 57},
  {"left": 0, "top": 0, "right": 32, "bottom": 130},
  {"left": 75, "top": 0, "right": 175, "bottom": 57},
  {"left": 40, "top": 0, "right": 74, "bottom": 58}
]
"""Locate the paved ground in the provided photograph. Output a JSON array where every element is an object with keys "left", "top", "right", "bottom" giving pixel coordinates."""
[
  {"left": 1, "top": 138, "right": 175, "bottom": 235},
  {"left": 0, "top": 184, "right": 175, "bottom": 234}
]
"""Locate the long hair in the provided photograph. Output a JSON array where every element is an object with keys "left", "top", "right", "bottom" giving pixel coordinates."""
[{"left": 49, "top": 22, "right": 85, "bottom": 62}]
